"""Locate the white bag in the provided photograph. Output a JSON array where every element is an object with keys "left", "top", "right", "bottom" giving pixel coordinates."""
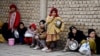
[
  {"left": 79, "top": 42, "right": 91, "bottom": 56},
  {"left": 14, "top": 30, "right": 19, "bottom": 38},
  {"left": 24, "top": 32, "right": 33, "bottom": 37}
]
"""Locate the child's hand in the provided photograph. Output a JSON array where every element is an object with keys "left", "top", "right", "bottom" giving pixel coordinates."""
[
  {"left": 50, "top": 16, "right": 54, "bottom": 19},
  {"left": 71, "top": 38, "right": 74, "bottom": 41},
  {"left": 35, "top": 35, "right": 39, "bottom": 39}
]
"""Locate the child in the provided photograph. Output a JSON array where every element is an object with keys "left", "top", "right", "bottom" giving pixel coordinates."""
[
  {"left": 63, "top": 26, "right": 86, "bottom": 52},
  {"left": 33, "top": 20, "right": 48, "bottom": 51},
  {"left": 87, "top": 29, "right": 100, "bottom": 55},
  {"left": 46, "top": 7, "right": 64, "bottom": 52},
  {"left": 24, "top": 23, "right": 36, "bottom": 45},
  {"left": 8, "top": 4, "right": 20, "bottom": 44},
  {"left": 17, "top": 22, "right": 27, "bottom": 44}
]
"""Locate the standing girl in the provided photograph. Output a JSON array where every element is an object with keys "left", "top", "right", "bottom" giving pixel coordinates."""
[
  {"left": 8, "top": 4, "right": 20, "bottom": 43},
  {"left": 46, "top": 7, "right": 64, "bottom": 52}
]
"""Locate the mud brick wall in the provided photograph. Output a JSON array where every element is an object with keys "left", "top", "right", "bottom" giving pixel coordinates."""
[
  {"left": 0, "top": 0, "right": 40, "bottom": 26},
  {"left": 0, "top": 0, "right": 100, "bottom": 40},
  {"left": 47, "top": 0, "right": 100, "bottom": 38}
]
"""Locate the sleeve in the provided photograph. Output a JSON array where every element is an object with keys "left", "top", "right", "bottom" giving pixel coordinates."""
[
  {"left": 59, "top": 18, "right": 65, "bottom": 32},
  {"left": 14, "top": 11, "right": 20, "bottom": 28},
  {"left": 80, "top": 31, "right": 87, "bottom": 40},
  {"left": 40, "top": 32, "right": 47, "bottom": 38},
  {"left": 36, "top": 28, "right": 40, "bottom": 33},
  {"left": 46, "top": 16, "right": 53, "bottom": 24},
  {"left": 24, "top": 27, "right": 27, "bottom": 33},
  {"left": 68, "top": 32, "right": 73, "bottom": 40},
  {"left": 54, "top": 17, "right": 65, "bottom": 33}
]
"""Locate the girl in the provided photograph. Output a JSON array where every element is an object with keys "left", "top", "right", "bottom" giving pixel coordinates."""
[
  {"left": 88, "top": 29, "right": 100, "bottom": 54},
  {"left": 17, "top": 22, "right": 27, "bottom": 44},
  {"left": 63, "top": 26, "right": 86, "bottom": 51},
  {"left": 46, "top": 7, "right": 64, "bottom": 52},
  {"left": 24, "top": 23, "right": 36, "bottom": 45},
  {"left": 8, "top": 4, "right": 20, "bottom": 44}
]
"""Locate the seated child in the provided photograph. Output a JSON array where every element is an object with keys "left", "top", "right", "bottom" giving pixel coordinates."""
[
  {"left": 24, "top": 23, "right": 37, "bottom": 45},
  {"left": 33, "top": 20, "right": 48, "bottom": 51},
  {"left": 17, "top": 22, "right": 27, "bottom": 44},
  {"left": 63, "top": 26, "right": 86, "bottom": 51}
]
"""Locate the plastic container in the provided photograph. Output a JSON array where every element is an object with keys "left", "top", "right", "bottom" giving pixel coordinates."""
[{"left": 8, "top": 38, "right": 15, "bottom": 46}]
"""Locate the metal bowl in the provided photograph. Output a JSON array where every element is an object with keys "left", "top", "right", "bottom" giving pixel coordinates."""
[
  {"left": 68, "top": 40, "right": 79, "bottom": 50},
  {"left": 55, "top": 19, "right": 62, "bottom": 28}
]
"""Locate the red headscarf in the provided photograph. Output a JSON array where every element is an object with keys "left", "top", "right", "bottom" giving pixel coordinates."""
[
  {"left": 9, "top": 4, "right": 17, "bottom": 10},
  {"left": 30, "top": 23, "right": 36, "bottom": 30},
  {"left": 49, "top": 7, "right": 59, "bottom": 17}
]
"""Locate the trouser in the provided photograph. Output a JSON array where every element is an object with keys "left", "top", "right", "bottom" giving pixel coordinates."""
[
  {"left": 19, "top": 37, "right": 24, "bottom": 44},
  {"left": 47, "top": 41, "right": 58, "bottom": 49},
  {"left": 39, "top": 40, "right": 46, "bottom": 47},
  {"left": 24, "top": 37, "right": 32, "bottom": 45},
  {"left": 35, "top": 38, "right": 46, "bottom": 48}
]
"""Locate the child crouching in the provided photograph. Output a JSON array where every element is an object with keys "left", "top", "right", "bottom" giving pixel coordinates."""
[
  {"left": 24, "top": 23, "right": 37, "bottom": 45},
  {"left": 33, "top": 20, "right": 48, "bottom": 51}
]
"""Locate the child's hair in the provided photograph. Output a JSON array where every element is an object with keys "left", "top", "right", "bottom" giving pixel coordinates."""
[
  {"left": 19, "top": 22, "right": 24, "bottom": 25},
  {"left": 29, "top": 23, "right": 36, "bottom": 30},
  {"left": 39, "top": 20, "right": 46, "bottom": 25},
  {"left": 18, "top": 22, "right": 25, "bottom": 28},
  {"left": 39, "top": 20, "right": 46, "bottom": 33},
  {"left": 49, "top": 7, "right": 59, "bottom": 17},
  {"left": 69, "top": 26, "right": 77, "bottom": 32}
]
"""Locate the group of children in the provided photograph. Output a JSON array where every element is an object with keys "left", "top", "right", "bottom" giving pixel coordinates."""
[
  {"left": 0, "top": 4, "right": 100, "bottom": 56},
  {"left": 13, "top": 20, "right": 47, "bottom": 52}
]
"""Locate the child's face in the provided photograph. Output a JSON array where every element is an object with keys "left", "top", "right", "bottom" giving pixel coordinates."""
[
  {"left": 72, "top": 29, "right": 77, "bottom": 34},
  {"left": 51, "top": 11, "right": 56, "bottom": 17},
  {"left": 30, "top": 27, "right": 35, "bottom": 31},
  {"left": 40, "top": 22, "right": 45, "bottom": 28},
  {"left": 10, "top": 8, "right": 15, "bottom": 12},
  {"left": 89, "top": 31, "right": 95, "bottom": 38},
  {"left": 20, "top": 24, "right": 24, "bottom": 29}
]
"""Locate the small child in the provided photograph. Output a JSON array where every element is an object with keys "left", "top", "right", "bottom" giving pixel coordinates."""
[
  {"left": 24, "top": 23, "right": 37, "bottom": 45},
  {"left": 17, "top": 22, "right": 27, "bottom": 44},
  {"left": 33, "top": 20, "right": 48, "bottom": 51}
]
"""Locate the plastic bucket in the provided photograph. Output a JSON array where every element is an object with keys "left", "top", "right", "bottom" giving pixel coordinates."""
[{"left": 8, "top": 38, "right": 15, "bottom": 46}]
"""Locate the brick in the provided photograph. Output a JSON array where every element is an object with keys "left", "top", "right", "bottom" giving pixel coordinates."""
[{"left": 0, "top": 0, "right": 100, "bottom": 40}]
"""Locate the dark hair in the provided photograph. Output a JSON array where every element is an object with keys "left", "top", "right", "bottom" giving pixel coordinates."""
[
  {"left": 39, "top": 20, "right": 46, "bottom": 33},
  {"left": 39, "top": 20, "right": 46, "bottom": 25},
  {"left": 18, "top": 22, "right": 25, "bottom": 28},
  {"left": 69, "top": 26, "right": 77, "bottom": 32},
  {"left": 19, "top": 22, "right": 24, "bottom": 25},
  {"left": 88, "top": 29, "right": 95, "bottom": 35},
  {"left": 88, "top": 29, "right": 99, "bottom": 39}
]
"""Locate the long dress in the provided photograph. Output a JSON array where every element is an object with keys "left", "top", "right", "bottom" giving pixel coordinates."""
[
  {"left": 8, "top": 11, "right": 20, "bottom": 43},
  {"left": 46, "top": 16, "right": 64, "bottom": 42}
]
